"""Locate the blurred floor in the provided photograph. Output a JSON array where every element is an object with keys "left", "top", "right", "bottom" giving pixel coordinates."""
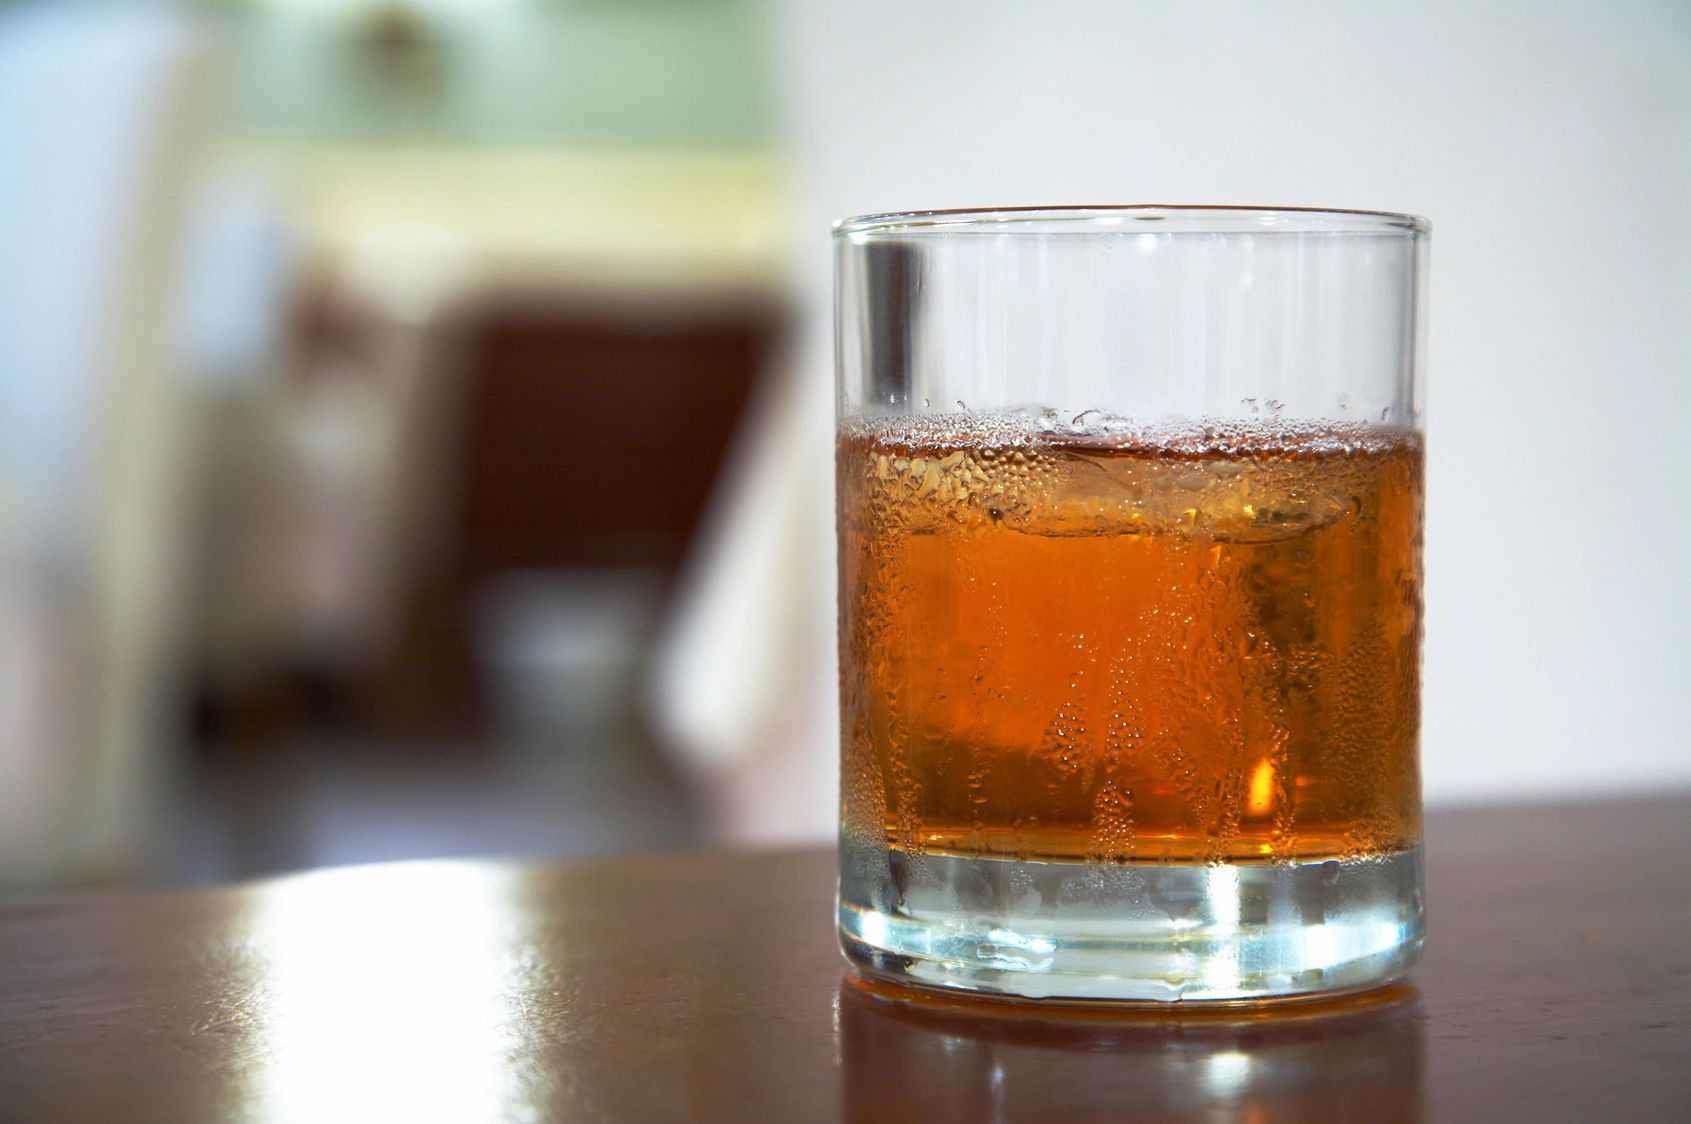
[{"left": 170, "top": 735, "right": 698, "bottom": 885}]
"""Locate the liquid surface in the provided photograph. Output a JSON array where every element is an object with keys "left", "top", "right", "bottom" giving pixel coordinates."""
[{"left": 837, "top": 414, "right": 1423, "bottom": 864}]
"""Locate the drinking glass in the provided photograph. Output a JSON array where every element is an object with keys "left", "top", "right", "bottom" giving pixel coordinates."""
[{"left": 835, "top": 205, "right": 1428, "bottom": 1002}]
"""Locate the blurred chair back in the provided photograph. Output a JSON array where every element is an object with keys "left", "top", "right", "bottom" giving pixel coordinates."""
[{"left": 379, "top": 301, "right": 775, "bottom": 736}]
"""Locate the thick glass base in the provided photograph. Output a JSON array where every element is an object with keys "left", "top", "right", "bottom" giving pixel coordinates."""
[{"left": 839, "top": 843, "right": 1424, "bottom": 1004}]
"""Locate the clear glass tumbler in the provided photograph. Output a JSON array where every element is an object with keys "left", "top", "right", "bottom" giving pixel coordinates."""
[{"left": 835, "top": 206, "right": 1427, "bottom": 1002}]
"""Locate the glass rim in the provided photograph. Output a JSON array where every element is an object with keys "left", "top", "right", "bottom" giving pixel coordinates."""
[{"left": 835, "top": 204, "right": 1430, "bottom": 237}]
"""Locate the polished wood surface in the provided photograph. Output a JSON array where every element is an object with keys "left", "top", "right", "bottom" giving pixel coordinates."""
[{"left": 3, "top": 798, "right": 1687, "bottom": 1122}]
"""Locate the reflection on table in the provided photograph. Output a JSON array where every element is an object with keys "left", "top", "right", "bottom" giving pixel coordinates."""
[{"left": 840, "top": 975, "right": 1424, "bottom": 1123}]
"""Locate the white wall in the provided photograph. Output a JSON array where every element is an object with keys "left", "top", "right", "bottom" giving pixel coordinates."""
[{"left": 770, "top": 0, "right": 1691, "bottom": 807}]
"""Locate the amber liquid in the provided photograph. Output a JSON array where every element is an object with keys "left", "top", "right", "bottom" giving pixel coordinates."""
[{"left": 838, "top": 416, "right": 1423, "bottom": 865}]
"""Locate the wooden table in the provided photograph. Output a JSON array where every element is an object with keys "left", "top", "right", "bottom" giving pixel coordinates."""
[{"left": 3, "top": 798, "right": 1687, "bottom": 1122}]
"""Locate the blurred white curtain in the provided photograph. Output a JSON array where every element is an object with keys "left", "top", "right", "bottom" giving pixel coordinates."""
[
  {"left": 0, "top": 4, "right": 215, "bottom": 885},
  {"left": 654, "top": 0, "right": 1691, "bottom": 842},
  {"left": 650, "top": 335, "right": 836, "bottom": 844}
]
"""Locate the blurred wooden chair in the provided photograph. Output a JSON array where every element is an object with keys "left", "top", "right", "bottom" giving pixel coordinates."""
[{"left": 372, "top": 297, "right": 779, "bottom": 737}]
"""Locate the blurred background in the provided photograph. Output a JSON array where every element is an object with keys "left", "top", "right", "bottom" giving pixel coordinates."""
[{"left": 0, "top": 0, "right": 1686, "bottom": 891}]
